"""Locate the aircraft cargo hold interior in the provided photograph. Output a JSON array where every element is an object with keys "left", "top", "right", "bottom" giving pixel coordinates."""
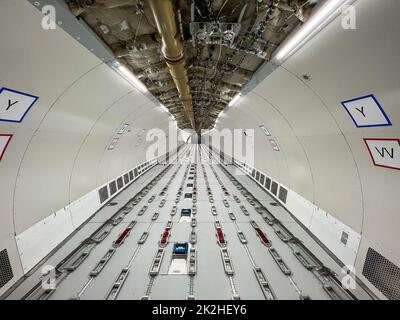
[{"left": 0, "top": 0, "right": 399, "bottom": 302}]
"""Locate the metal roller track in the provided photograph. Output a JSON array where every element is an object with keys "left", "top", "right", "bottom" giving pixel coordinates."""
[{"left": 13, "top": 145, "right": 370, "bottom": 300}]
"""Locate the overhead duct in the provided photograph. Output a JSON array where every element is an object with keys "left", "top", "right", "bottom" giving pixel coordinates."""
[{"left": 148, "top": 0, "right": 196, "bottom": 129}]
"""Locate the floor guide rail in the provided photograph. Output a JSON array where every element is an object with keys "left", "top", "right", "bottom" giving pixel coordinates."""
[{"left": 12, "top": 145, "right": 368, "bottom": 300}]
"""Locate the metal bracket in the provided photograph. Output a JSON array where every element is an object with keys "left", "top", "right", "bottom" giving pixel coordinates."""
[
  {"left": 90, "top": 249, "right": 115, "bottom": 277},
  {"left": 237, "top": 231, "right": 247, "bottom": 244},
  {"left": 150, "top": 249, "right": 165, "bottom": 276},
  {"left": 220, "top": 248, "right": 234, "bottom": 276},
  {"left": 228, "top": 212, "right": 236, "bottom": 221},
  {"left": 138, "top": 205, "right": 148, "bottom": 216},
  {"left": 253, "top": 267, "right": 275, "bottom": 300},
  {"left": 59, "top": 242, "right": 95, "bottom": 272},
  {"left": 240, "top": 205, "right": 249, "bottom": 216},
  {"left": 188, "top": 248, "right": 197, "bottom": 276},
  {"left": 269, "top": 248, "right": 292, "bottom": 276},
  {"left": 91, "top": 223, "right": 113, "bottom": 243},
  {"left": 105, "top": 268, "right": 129, "bottom": 300},
  {"left": 138, "top": 231, "right": 149, "bottom": 244}
]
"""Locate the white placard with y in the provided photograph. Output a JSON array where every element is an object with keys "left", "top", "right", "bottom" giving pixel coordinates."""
[
  {"left": 341, "top": 94, "right": 391, "bottom": 128},
  {"left": 0, "top": 87, "right": 38, "bottom": 123}
]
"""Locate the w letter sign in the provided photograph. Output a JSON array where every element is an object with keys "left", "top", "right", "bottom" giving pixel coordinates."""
[{"left": 364, "top": 139, "right": 400, "bottom": 170}]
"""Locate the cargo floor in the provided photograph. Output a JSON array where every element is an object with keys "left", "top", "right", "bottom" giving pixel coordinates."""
[{"left": 6, "top": 145, "right": 371, "bottom": 300}]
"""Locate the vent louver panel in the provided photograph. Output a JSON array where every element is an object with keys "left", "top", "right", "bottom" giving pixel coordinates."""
[
  {"left": 362, "top": 247, "right": 400, "bottom": 300},
  {"left": 117, "top": 177, "right": 124, "bottom": 189},
  {"left": 124, "top": 173, "right": 129, "bottom": 184},
  {"left": 278, "top": 187, "right": 288, "bottom": 204},
  {"left": 98, "top": 186, "right": 109, "bottom": 204},
  {"left": 265, "top": 177, "right": 271, "bottom": 190},
  {"left": 271, "top": 182, "right": 278, "bottom": 196},
  {"left": 0, "top": 249, "right": 14, "bottom": 288},
  {"left": 109, "top": 181, "right": 117, "bottom": 195}
]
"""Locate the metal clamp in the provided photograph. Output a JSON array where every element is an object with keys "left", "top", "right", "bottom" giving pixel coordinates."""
[
  {"left": 240, "top": 205, "right": 249, "bottom": 216},
  {"left": 237, "top": 231, "right": 247, "bottom": 244},
  {"left": 59, "top": 242, "right": 96, "bottom": 272},
  {"left": 273, "top": 223, "right": 293, "bottom": 242},
  {"left": 269, "top": 248, "right": 292, "bottom": 276},
  {"left": 253, "top": 267, "right": 275, "bottom": 300},
  {"left": 220, "top": 248, "right": 234, "bottom": 275},
  {"left": 138, "top": 205, "right": 148, "bottom": 216},
  {"left": 292, "top": 245, "right": 316, "bottom": 270},
  {"left": 190, "top": 231, "right": 197, "bottom": 244},
  {"left": 149, "top": 249, "right": 165, "bottom": 276},
  {"left": 105, "top": 268, "right": 129, "bottom": 300},
  {"left": 151, "top": 212, "right": 159, "bottom": 221},
  {"left": 112, "top": 212, "right": 125, "bottom": 226},
  {"left": 138, "top": 231, "right": 149, "bottom": 244},
  {"left": 90, "top": 249, "right": 115, "bottom": 276},
  {"left": 91, "top": 224, "right": 113, "bottom": 243},
  {"left": 188, "top": 248, "right": 197, "bottom": 276},
  {"left": 171, "top": 205, "right": 177, "bottom": 215},
  {"left": 322, "top": 281, "right": 352, "bottom": 300},
  {"left": 228, "top": 212, "right": 236, "bottom": 221}
]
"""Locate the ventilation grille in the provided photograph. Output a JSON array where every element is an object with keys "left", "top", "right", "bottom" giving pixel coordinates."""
[
  {"left": 271, "top": 182, "right": 278, "bottom": 196},
  {"left": 341, "top": 231, "right": 348, "bottom": 245},
  {"left": 278, "top": 187, "right": 288, "bottom": 204},
  {"left": 259, "top": 174, "right": 265, "bottom": 185},
  {"left": 98, "top": 186, "right": 109, "bottom": 204},
  {"left": 117, "top": 177, "right": 124, "bottom": 189},
  {"left": 0, "top": 249, "right": 14, "bottom": 288},
  {"left": 124, "top": 173, "right": 129, "bottom": 184},
  {"left": 362, "top": 247, "right": 400, "bottom": 300},
  {"left": 109, "top": 181, "right": 117, "bottom": 196},
  {"left": 265, "top": 177, "right": 271, "bottom": 190}
]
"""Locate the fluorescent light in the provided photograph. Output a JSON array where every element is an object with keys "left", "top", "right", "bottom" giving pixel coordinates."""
[
  {"left": 160, "top": 104, "right": 170, "bottom": 113},
  {"left": 118, "top": 65, "right": 148, "bottom": 93},
  {"left": 228, "top": 93, "right": 241, "bottom": 107},
  {"left": 275, "top": 0, "right": 348, "bottom": 61}
]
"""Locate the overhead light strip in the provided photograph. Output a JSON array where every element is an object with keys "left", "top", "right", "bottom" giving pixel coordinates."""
[
  {"left": 112, "top": 61, "right": 148, "bottom": 93},
  {"left": 228, "top": 93, "right": 242, "bottom": 107},
  {"left": 275, "top": 0, "right": 352, "bottom": 62}
]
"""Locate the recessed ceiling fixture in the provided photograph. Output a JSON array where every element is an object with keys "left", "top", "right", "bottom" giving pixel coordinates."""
[{"left": 275, "top": 0, "right": 351, "bottom": 61}]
